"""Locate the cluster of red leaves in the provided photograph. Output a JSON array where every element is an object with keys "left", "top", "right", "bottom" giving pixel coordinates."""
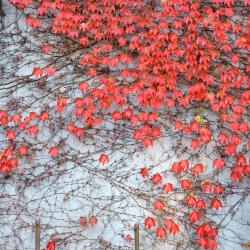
[
  {"left": 196, "top": 223, "right": 218, "bottom": 249},
  {"left": 32, "top": 66, "right": 56, "bottom": 78},
  {"left": 0, "top": 109, "right": 49, "bottom": 172},
  {"left": 0, "top": 147, "right": 18, "bottom": 173},
  {"left": 79, "top": 215, "right": 98, "bottom": 228},
  {"left": 141, "top": 163, "right": 225, "bottom": 248},
  {"left": 144, "top": 217, "right": 180, "bottom": 238},
  {"left": 231, "top": 155, "right": 250, "bottom": 181},
  {"left": 5, "top": 0, "right": 250, "bottom": 248}
]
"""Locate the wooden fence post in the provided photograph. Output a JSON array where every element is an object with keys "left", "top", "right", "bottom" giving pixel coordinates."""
[
  {"left": 35, "top": 218, "right": 41, "bottom": 250},
  {"left": 0, "top": 0, "right": 5, "bottom": 31},
  {"left": 241, "top": 242, "right": 250, "bottom": 249},
  {"left": 134, "top": 224, "right": 139, "bottom": 250}
]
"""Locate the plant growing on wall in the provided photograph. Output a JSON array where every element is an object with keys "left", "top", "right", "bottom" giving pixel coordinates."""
[{"left": 0, "top": 0, "right": 249, "bottom": 249}]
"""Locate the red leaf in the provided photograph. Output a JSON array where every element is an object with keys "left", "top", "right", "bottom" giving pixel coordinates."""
[
  {"left": 231, "top": 167, "right": 243, "bottom": 181},
  {"left": 40, "top": 111, "right": 49, "bottom": 121},
  {"left": 142, "top": 137, "right": 153, "bottom": 148},
  {"left": 164, "top": 218, "right": 174, "bottom": 229},
  {"left": 123, "top": 108, "right": 133, "bottom": 119},
  {"left": 7, "top": 157, "right": 18, "bottom": 168},
  {"left": 174, "top": 120, "right": 183, "bottom": 130},
  {"left": 236, "top": 155, "right": 246, "bottom": 166},
  {"left": 213, "top": 158, "right": 225, "bottom": 170},
  {"left": 45, "top": 67, "right": 56, "bottom": 76},
  {"left": 6, "top": 130, "right": 16, "bottom": 140},
  {"left": 18, "top": 145, "right": 28, "bottom": 156},
  {"left": 56, "top": 97, "right": 67, "bottom": 112},
  {"left": 202, "top": 182, "right": 213, "bottom": 193},
  {"left": 210, "top": 198, "right": 222, "bottom": 209},
  {"left": 198, "top": 237, "right": 208, "bottom": 249},
  {"left": 11, "top": 114, "right": 21, "bottom": 124},
  {"left": 89, "top": 216, "right": 97, "bottom": 226},
  {"left": 42, "top": 44, "right": 52, "bottom": 53},
  {"left": 27, "top": 125, "right": 38, "bottom": 136},
  {"left": 155, "top": 227, "right": 166, "bottom": 238},
  {"left": 196, "top": 199, "right": 206, "bottom": 210},
  {"left": 49, "top": 147, "right": 59, "bottom": 157},
  {"left": 154, "top": 200, "right": 164, "bottom": 210},
  {"left": 189, "top": 210, "right": 200, "bottom": 223},
  {"left": 151, "top": 173, "right": 162, "bottom": 185},
  {"left": 32, "top": 67, "right": 43, "bottom": 78},
  {"left": 192, "top": 164, "right": 204, "bottom": 175},
  {"left": 79, "top": 216, "right": 87, "bottom": 227},
  {"left": 0, "top": 110, "right": 8, "bottom": 125},
  {"left": 99, "top": 154, "right": 109, "bottom": 165},
  {"left": 144, "top": 217, "right": 155, "bottom": 229},
  {"left": 26, "top": 17, "right": 40, "bottom": 28},
  {"left": 190, "top": 139, "right": 200, "bottom": 149},
  {"left": 213, "top": 185, "right": 223, "bottom": 195},
  {"left": 79, "top": 81, "right": 89, "bottom": 92},
  {"left": 180, "top": 179, "right": 191, "bottom": 189},
  {"left": 186, "top": 196, "right": 197, "bottom": 208},
  {"left": 140, "top": 167, "right": 148, "bottom": 178},
  {"left": 162, "top": 183, "right": 173, "bottom": 193},
  {"left": 47, "top": 241, "right": 56, "bottom": 250}
]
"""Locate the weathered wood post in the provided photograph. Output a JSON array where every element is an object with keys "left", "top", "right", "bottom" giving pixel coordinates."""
[
  {"left": 134, "top": 224, "right": 139, "bottom": 250},
  {"left": 0, "top": 0, "right": 4, "bottom": 16},
  {"left": 0, "top": 0, "right": 5, "bottom": 31},
  {"left": 35, "top": 218, "right": 41, "bottom": 250},
  {"left": 241, "top": 242, "right": 250, "bottom": 249}
]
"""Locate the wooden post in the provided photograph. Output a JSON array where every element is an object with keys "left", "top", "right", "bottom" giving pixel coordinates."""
[
  {"left": 35, "top": 218, "right": 41, "bottom": 250},
  {"left": 241, "top": 242, "right": 250, "bottom": 249},
  {"left": 134, "top": 224, "right": 139, "bottom": 250},
  {"left": 0, "top": 0, "right": 5, "bottom": 31},
  {"left": 0, "top": 0, "right": 4, "bottom": 16}
]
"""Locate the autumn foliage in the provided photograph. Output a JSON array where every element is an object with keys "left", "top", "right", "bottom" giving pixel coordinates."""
[{"left": 1, "top": 0, "right": 249, "bottom": 249}]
